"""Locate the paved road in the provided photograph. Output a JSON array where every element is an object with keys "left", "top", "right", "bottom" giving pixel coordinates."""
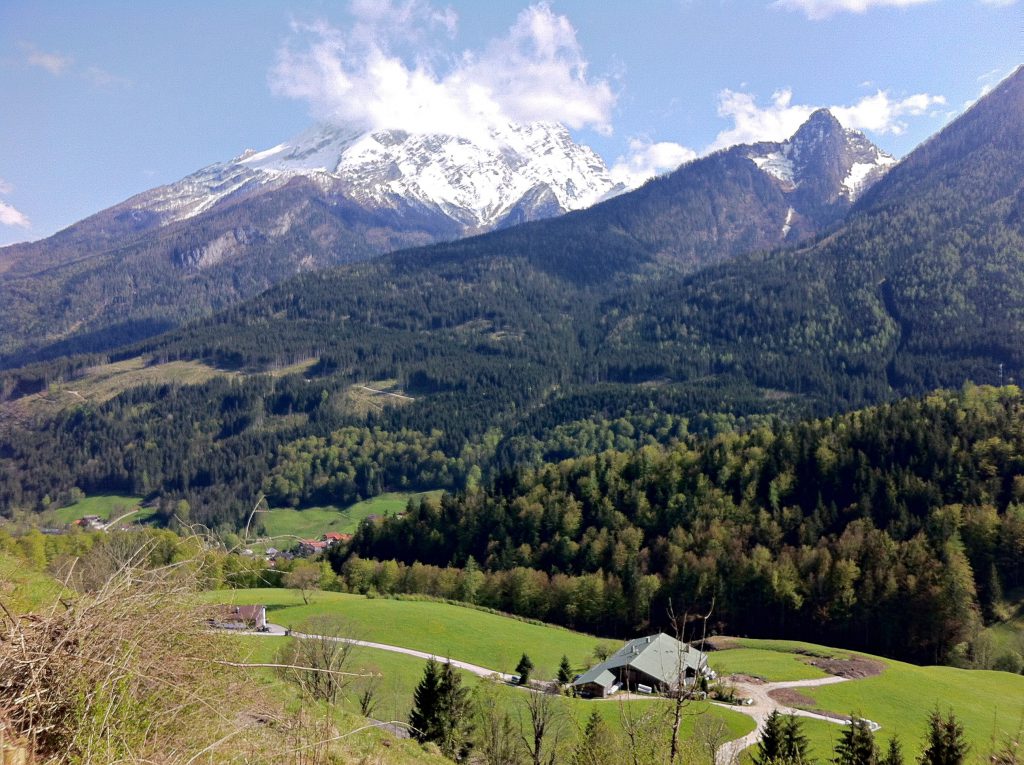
[{"left": 715, "top": 675, "right": 879, "bottom": 765}]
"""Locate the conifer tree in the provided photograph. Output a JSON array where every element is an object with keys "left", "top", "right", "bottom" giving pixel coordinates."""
[
  {"left": 437, "top": 660, "right": 473, "bottom": 761},
  {"left": 573, "top": 709, "right": 617, "bottom": 765},
  {"left": 835, "top": 717, "right": 879, "bottom": 765},
  {"left": 782, "top": 714, "right": 810, "bottom": 764},
  {"left": 882, "top": 737, "right": 905, "bottom": 765},
  {"left": 516, "top": 652, "right": 535, "bottom": 685},
  {"left": 409, "top": 658, "right": 443, "bottom": 743},
  {"left": 557, "top": 655, "right": 574, "bottom": 684},
  {"left": 753, "top": 710, "right": 786, "bottom": 765},
  {"left": 919, "top": 709, "right": 969, "bottom": 765}
]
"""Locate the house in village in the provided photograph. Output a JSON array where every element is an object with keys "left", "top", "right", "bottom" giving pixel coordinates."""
[
  {"left": 321, "top": 532, "right": 352, "bottom": 544},
  {"left": 571, "top": 633, "right": 711, "bottom": 698},
  {"left": 211, "top": 604, "right": 268, "bottom": 631},
  {"left": 297, "top": 539, "right": 329, "bottom": 556}
]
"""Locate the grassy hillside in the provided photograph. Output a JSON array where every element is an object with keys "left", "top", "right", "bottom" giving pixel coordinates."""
[
  {"left": 259, "top": 491, "right": 442, "bottom": 541},
  {"left": 45, "top": 494, "right": 152, "bottom": 526},
  {"left": 711, "top": 638, "right": 1024, "bottom": 761},
  {"left": 707, "top": 639, "right": 842, "bottom": 682},
  {"left": 205, "top": 588, "right": 611, "bottom": 679},
  {"left": 803, "top": 657, "right": 1024, "bottom": 759}
]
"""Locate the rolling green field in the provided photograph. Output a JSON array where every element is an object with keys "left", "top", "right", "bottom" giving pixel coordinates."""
[
  {"left": 46, "top": 494, "right": 154, "bottom": 526},
  {"left": 707, "top": 638, "right": 1024, "bottom": 761},
  {"left": 204, "top": 588, "right": 611, "bottom": 679},
  {"left": 802, "top": 657, "right": 1024, "bottom": 759},
  {"left": 258, "top": 491, "right": 443, "bottom": 541}
]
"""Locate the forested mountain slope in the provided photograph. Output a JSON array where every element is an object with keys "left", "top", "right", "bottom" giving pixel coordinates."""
[
  {"left": 2, "top": 70, "right": 1022, "bottom": 547},
  {"left": 600, "top": 66, "right": 1024, "bottom": 407},
  {"left": 0, "top": 112, "right": 889, "bottom": 367}
]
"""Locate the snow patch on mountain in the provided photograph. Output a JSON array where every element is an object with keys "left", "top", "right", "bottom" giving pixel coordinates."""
[
  {"left": 782, "top": 206, "right": 795, "bottom": 237},
  {"left": 751, "top": 149, "right": 796, "bottom": 187},
  {"left": 135, "top": 121, "right": 618, "bottom": 232},
  {"left": 843, "top": 155, "right": 896, "bottom": 198}
]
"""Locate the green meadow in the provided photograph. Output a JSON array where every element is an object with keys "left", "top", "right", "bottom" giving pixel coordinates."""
[
  {"left": 710, "top": 638, "right": 1024, "bottom": 762},
  {"left": 258, "top": 491, "right": 442, "bottom": 542},
  {"left": 46, "top": 494, "right": 154, "bottom": 526},
  {"left": 204, "top": 587, "right": 611, "bottom": 679}
]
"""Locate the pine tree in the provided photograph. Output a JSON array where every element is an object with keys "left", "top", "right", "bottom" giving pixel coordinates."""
[
  {"left": 835, "top": 717, "right": 879, "bottom": 765},
  {"left": 409, "top": 657, "right": 443, "bottom": 743},
  {"left": 882, "top": 737, "right": 905, "bottom": 765},
  {"left": 557, "top": 655, "right": 574, "bottom": 684},
  {"left": 919, "top": 709, "right": 969, "bottom": 765},
  {"left": 782, "top": 714, "right": 810, "bottom": 765},
  {"left": 516, "top": 652, "right": 535, "bottom": 685},
  {"left": 436, "top": 660, "right": 473, "bottom": 761},
  {"left": 753, "top": 710, "right": 786, "bottom": 765},
  {"left": 573, "top": 709, "right": 617, "bottom": 765}
]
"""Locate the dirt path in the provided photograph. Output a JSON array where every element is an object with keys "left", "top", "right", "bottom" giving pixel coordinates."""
[
  {"left": 715, "top": 675, "right": 879, "bottom": 765},
  {"left": 356, "top": 385, "right": 415, "bottom": 401}
]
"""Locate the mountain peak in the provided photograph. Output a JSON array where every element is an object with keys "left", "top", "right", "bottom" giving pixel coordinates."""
[
  {"left": 743, "top": 109, "right": 895, "bottom": 204},
  {"left": 137, "top": 120, "right": 617, "bottom": 232}
]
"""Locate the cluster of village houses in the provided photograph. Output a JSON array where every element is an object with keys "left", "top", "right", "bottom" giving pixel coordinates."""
[{"left": 237, "top": 531, "right": 354, "bottom": 564}]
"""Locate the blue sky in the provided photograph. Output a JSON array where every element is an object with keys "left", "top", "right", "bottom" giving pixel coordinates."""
[{"left": 0, "top": 0, "right": 1020, "bottom": 246}]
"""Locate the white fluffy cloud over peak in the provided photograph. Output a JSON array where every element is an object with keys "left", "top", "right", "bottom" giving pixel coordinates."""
[
  {"left": 270, "top": 2, "right": 615, "bottom": 142},
  {"left": 611, "top": 139, "right": 697, "bottom": 188},
  {"left": 708, "top": 86, "right": 945, "bottom": 150}
]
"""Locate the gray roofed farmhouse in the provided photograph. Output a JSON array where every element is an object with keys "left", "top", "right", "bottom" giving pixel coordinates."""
[{"left": 572, "top": 633, "right": 709, "bottom": 698}]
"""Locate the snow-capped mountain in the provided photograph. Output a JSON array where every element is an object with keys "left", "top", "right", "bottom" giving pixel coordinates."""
[
  {"left": 130, "top": 121, "right": 619, "bottom": 234},
  {"left": 744, "top": 110, "right": 896, "bottom": 201},
  {"left": 736, "top": 109, "right": 897, "bottom": 239}
]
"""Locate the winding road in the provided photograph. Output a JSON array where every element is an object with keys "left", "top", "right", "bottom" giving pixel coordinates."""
[
  {"left": 713, "top": 674, "right": 879, "bottom": 765},
  {"left": 252, "top": 623, "right": 875, "bottom": 762}
]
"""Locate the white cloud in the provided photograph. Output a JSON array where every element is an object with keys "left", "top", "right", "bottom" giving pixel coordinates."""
[
  {"left": 771, "top": 0, "right": 936, "bottom": 19},
  {"left": 0, "top": 201, "right": 30, "bottom": 228},
  {"left": 610, "top": 138, "right": 697, "bottom": 188},
  {"left": 831, "top": 91, "right": 946, "bottom": 134},
  {"left": 0, "top": 178, "right": 12, "bottom": 195},
  {"left": 25, "top": 46, "right": 73, "bottom": 75},
  {"left": 708, "top": 86, "right": 946, "bottom": 150},
  {"left": 269, "top": 2, "right": 615, "bottom": 142},
  {"left": 710, "top": 89, "right": 814, "bottom": 150},
  {"left": 979, "top": 0, "right": 1017, "bottom": 5}
]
